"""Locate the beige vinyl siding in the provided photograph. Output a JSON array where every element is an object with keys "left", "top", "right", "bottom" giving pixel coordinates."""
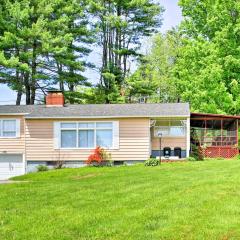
[
  {"left": 0, "top": 116, "right": 25, "bottom": 154},
  {"left": 151, "top": 137, "right": 187, "bottom": 150},
  {"left": 151, "top": 118, "right": 188, "bottom": 150},
  {"left": 25, "top": 118, "right": 150, "bottom": 161}
]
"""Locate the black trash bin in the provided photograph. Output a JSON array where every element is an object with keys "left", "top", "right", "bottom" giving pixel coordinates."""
[{"left": 174, "top": 147, "right": 182, "bottom": 158}]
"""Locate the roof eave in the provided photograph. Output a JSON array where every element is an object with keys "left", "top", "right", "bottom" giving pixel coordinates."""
[
  {"left": 0, "top": 113, "right": 28, "bottom": 116},
  {"left": 25, "top": 114, "right": 190, "bottom": 119},
  {"left": 191, "top": 112, "right": 240, "bottom": 119}
]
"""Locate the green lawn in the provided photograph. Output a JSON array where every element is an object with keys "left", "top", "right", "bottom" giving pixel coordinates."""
[{"left": 1, "top": 160, "right": 240, "bottom": 240}]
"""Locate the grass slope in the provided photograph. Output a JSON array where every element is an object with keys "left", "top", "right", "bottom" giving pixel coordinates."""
[{"left": 1, "top": 160, "right": 240, "bottom": 240}]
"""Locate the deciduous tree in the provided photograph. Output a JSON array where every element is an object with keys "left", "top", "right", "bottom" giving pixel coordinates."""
[{"left": 175, "top": 0, "right": 240, "bottom": 114}]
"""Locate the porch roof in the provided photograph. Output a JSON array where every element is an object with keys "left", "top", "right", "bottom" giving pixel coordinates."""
[{"left": 191, "top": 113, "right": 240, "bottom": 120}]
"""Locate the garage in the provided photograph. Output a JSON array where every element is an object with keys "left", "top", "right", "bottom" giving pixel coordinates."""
[{"left": 0, "top": 154, "right": 24, "bottom": 180}]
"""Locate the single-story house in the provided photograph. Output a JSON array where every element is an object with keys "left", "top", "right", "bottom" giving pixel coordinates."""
[
  {"left": 0, "top": 91, "right": 239, "bottom": 180},
  {"left": 0, "top": 91, "right": 190, "bottom": 179}
]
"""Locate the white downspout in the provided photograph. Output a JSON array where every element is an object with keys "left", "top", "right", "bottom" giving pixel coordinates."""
[{"left": 149, "top": 119, "right": 152, "bottom": 158}]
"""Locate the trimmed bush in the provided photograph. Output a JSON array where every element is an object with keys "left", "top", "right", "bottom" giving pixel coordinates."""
[
  {"left": 145, "top": 158, "right": 160, "bottom": 166},
  {"left": 37, "top": 165, "right": 48, "bottom": 172}
]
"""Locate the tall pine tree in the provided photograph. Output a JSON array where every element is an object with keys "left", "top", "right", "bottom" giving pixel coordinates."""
[
  {"left": 93, "top": 0, "right": 163, "bottom": 103},
  {"left": 0, "top": 0, "right": 93, "bottom": 104}
]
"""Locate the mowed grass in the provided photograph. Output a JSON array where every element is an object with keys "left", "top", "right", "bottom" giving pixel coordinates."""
[{"left": 1, "top": 160, "right": 240, "bottom": 240}]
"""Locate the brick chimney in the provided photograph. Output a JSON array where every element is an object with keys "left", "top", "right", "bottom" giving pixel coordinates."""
[{"left": 46, "top": 90, "right": 64, "bottom": 107}]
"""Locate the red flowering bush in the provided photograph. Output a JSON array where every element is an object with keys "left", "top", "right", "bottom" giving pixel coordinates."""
[
  {"left": 85, "top": 146, "right": 112, "bottom": 166},
  {"left": 86, "top": 146, "right": 103, "bottom": 164}
]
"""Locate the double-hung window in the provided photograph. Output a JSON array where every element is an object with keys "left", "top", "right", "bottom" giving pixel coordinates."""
[
  {"left": 0, "top": 119, "right": 18, "bottom": 138},
  {"left": 96, "top": 122, "right": 113, "bottom": 148},
  {"left": 61, "top": 123, "right": 77, "bottom": 148},
  {"left": 78, "top": 123, "right": 95, "bottom": 148},
  {"left": 59, "top": 122, "right": 114, "bottom": 149}
]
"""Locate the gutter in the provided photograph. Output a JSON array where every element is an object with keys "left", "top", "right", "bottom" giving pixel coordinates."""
[
  {"left": 0, "top": 113, "right": 28, "bottom": 116},
  {"left": 25, "top": 115, "right": 191, "bottom": 119}
]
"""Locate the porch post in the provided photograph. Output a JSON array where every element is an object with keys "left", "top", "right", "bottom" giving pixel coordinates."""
[
  {"left": 186, "top": 117, "right": 190, "bottom": 158},
  {"left": 149, "top": 119, "right": 152, "bottom": 158},
  {"left": 221, "top": 119, "right": 223, "bottom": 146}
]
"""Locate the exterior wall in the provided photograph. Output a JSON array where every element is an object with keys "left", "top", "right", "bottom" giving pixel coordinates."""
[
  {"left": 151, "top": 137, "right": 187, "bottom": 149},
  {"left": 25, "top": 118, "right": 150, "bottom": 162},
  {"left": 0, "top": 116, "right": 25, "bottom": 154}
]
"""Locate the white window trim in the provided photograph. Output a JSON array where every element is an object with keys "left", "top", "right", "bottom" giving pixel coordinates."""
[
  {"left": 0, "top": 119, "right": 20, "bottom": 139},
  {"left": 58, "top": 121, "right": 115, "bottom": 150},
  {"left": 154, "top": 120, "right": 186, "bottom": 137}
]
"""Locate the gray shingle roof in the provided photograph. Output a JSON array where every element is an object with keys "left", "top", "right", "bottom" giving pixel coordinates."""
[{"left": 0, "top": 103, "right": 190, "bottom": 118}]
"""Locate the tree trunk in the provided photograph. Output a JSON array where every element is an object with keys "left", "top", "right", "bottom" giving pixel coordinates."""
[
  {"left": 30, "top": 87, "right": 35, "bottom": 104},
  {"left": 30, "top": 39, "right": 37, "bottom": 105},
  {"left": 16, "top": 90, "right": 22, "bottom": 105},
  {"left": 24, "top": 72, "right": 31, "bottom": 105},
  {"left": 59, "top": 81, "right": 64, "bottom": 92}
]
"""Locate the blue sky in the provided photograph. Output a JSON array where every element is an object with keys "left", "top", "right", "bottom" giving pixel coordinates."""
[{"left": 0, "top": 0, "right": 182, "bottom": 104}]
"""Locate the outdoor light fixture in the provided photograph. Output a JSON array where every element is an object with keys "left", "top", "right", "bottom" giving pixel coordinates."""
[{"left": 158, "top": 132, "right": 163, "bottom": 165}]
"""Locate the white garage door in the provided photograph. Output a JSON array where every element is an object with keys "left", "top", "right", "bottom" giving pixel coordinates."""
[{"left": 0, "top": 154, "right": 24, "bottom": 180}]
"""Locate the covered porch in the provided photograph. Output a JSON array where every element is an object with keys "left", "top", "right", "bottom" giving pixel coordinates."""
[
  {"left": 150, "top": 118, "right": 190, "bottom": 160},
  {"left": 191, "top": 113, "right": 239, "bottom": 158}
]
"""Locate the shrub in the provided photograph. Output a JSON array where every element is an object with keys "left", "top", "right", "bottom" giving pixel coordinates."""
[
  {"left": 186, "top": 157, "right": 197, "bottom": 161},
  {"left": 85, "top": 146, "right": 113, "bottom": 166},
  {"left": 145, "top": 158, "right": 160, "bottom": 166},
  {"left": 37, "top": 165, "right": 48, "bottom": 172},
  {"left": 54, "top": 160, "right": 65, "bottom": 169},
  {"left": 190, "top": 144, "right": 204, "bottom": 160}
]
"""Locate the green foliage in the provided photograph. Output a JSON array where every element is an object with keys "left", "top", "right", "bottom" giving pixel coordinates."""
[
  {"left": 93, "top": 0, "right": 163, "bottom": 103},
  {"left": 145, "top": 158, "right": 160, "bottom": 166},
  {"left": 190, "top": 143, "right": 204, "bottom": 160},
  {"left": 0, "top": 0, "right": 164, "bottom": 104},
  {"left": 175, "top": 0, "right": 240, "bottom": 114},
  {"left": 101, "top": 148, "right": 113, "bottom": 167},
  {"left": 126, "top": 29, "right": 181, "bottom": 103},
  {"left": 37, "top": 165, "right": 48, "bottom": 172},
  {"left": 186, "top": 157, "right": 197, "bottom": 161},
  {"left": 0, "top": 0, "right": 93, "bottom": 104}
]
